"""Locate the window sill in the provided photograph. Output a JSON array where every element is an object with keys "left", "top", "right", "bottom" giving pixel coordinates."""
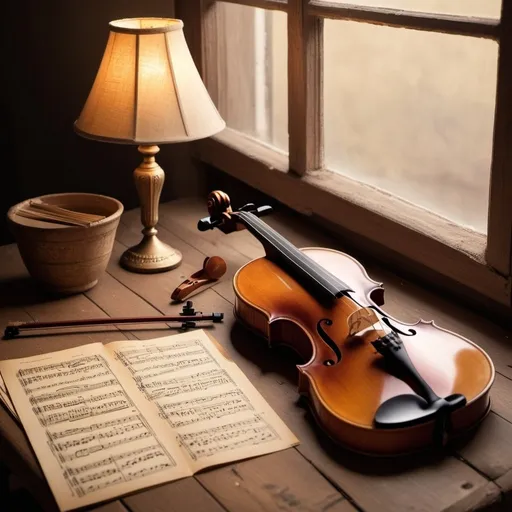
[{"left": 193, "top": 128, "right": 510, "bottom": 308}]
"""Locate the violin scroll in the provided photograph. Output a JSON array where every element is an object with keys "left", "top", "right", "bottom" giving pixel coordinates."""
[
  {"left": 198, "top": 190, "right": 273, "bottom": 233},
  {"left": 207, "top": 190, "right": 232, "bottom": 218}
]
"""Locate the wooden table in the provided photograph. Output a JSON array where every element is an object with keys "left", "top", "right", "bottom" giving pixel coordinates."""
[{"left": 1, "top": 197, "right": 512, "bottom": 512}]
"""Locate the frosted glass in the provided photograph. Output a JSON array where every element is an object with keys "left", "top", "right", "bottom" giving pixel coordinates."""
[
  {"left": 214, "top": 3, "right": 288, "bottom": 152},
  {"left": 324, "top": 20, "right": 497, "bottom": 232}
]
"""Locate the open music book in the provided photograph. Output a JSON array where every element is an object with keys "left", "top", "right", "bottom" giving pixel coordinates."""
[{"left": 0, "top": 330, "right": 298, "bottom": 511}]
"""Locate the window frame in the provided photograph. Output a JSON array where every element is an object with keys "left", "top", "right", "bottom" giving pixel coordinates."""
[{"left": 176, "top": 0, "right": 512, "bottom": 310}]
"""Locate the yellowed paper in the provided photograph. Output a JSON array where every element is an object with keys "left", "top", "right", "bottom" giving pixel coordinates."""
[
  {"left": 106, "top": 330, "right": 299, "bottom": 472},
  {"left": 0, "top": 343, "right": 191, "bottom": 512},
  {"left": 0, "top": 330, "right": 298, "bottom": 511},
  {"left": 0, "top": 372, "right": 18, "bottom": 421}
]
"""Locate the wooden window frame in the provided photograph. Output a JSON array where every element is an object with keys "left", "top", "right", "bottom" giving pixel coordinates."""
[{"left": 176, "top": 0, "right": 512, "bottom": 311}]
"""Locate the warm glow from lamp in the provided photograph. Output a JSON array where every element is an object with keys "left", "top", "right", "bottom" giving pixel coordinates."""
[{"left": 75, "top": 18, "right": 225, "bottom": 272}]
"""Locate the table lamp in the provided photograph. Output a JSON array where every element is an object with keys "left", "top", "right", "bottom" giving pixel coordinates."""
[{"left": 74, "top": 18, "right": 225, "bottom": 273}]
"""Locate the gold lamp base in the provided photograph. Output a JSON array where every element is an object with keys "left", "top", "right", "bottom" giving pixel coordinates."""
[
  {"left": 120, "top": 144, "right": 183, "bottom": 274},
  {"left": 120, "top": 234, "right": 182, "bottom": 273}
]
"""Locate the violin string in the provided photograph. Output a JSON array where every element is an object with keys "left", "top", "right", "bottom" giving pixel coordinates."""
[
  {"left": 240, "top": 211, "right": 348, "bottom": 293},
  {"left": 241, "top": 211, "right": 388, "bottom": 338}
]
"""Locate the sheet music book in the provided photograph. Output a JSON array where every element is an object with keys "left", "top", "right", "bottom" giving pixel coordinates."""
[{"left": 0, "top": 330, "right": 298, "bottom": 511}]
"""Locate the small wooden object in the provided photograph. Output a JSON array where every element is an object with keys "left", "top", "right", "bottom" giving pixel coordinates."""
[
  {"left": 25, "top": 201, "right": 105, "bottom": 226},
  {"left": 15, "top": 200, "right": 106, "bottom": 227},
  {"left": 171, "top": 256, "right": 227, "bottom": 301}
]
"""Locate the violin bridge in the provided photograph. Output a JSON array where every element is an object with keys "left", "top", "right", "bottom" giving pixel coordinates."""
[{"left": 347, "top": 307, "right": 379, "bottom": 336}]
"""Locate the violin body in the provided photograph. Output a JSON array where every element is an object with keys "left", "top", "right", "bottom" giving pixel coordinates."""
[
  {"left": 233, "top": 248, "right": 493, "bottom": 455},
  {"left": 199, "top": 191, "right": 495, "bottom": 456}
]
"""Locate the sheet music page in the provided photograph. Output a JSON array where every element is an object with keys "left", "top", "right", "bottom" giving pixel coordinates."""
[
  {"left": 106, "top": 330, "right": 299, "bottom": 473},
  {"left": 0, "top": 372, "right": 18, "bottom": 421},
  {"left": 0, "top": 343, "right": 191, "bottom": 512}
]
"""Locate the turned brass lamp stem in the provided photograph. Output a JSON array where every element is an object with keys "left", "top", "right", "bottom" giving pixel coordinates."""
[{"left": 120, "top": 145, "right": 182, "bottom": 273}]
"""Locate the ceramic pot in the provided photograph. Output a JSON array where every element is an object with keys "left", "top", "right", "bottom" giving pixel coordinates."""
[{"left": 7, "top": 193, "right": 124, "bottom": 294}]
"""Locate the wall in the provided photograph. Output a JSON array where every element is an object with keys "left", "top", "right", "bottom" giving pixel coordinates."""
[{"left": 1, "top": 0, "right": 197, "bottom": 244}]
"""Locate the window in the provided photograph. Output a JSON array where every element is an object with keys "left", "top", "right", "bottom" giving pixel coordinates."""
[
  {"left": 214, "top": 3, "right": 288, "bottom": 153},
  {"left": 324, "top": 21, "right": 497, "bottom": 233},
  {"left": 177, "top": 0, "right": 512, "bottom": 309}
]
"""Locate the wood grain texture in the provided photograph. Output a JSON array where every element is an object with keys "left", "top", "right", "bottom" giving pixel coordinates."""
[
  {"left": 496, "top": 469, "right": 512, "bottom": 504},
  {"left": 122, "top": 478, "right": 226, "bottom": 512},
  {"left": 175, "top": 0, "right": 204, "bottom": 74},
  {"left": 486, "top": 2, "right": 512, "bottom": 277},
  {"left": 2, "top": 198, "right": 512, "bottom": 511},
  {"left": 197, "top": 449, "right": 357, "bottom": 512},
  {"left": 490, "top": 374, "right": 512, "bottom": 423},
  {"left": 442, "top": 481, "right": 503, "bottom": 512},
  {"left": 207, "top": 0, "right": 287, "bottom": 11},
  {"left": 194, "top": 129, "right": 510, "bottom": 308},
  {"left": 200, "top": 0, "right": 222, "bottom": 109},
  {"left": 308, "top": 1, "right": 500, "bottom": 39},
  {"left": 457, "top": 412, "right": 512, "bottom": 480},
  {"left": 288, "top": 0, "right": 323, "bottom": 175}
]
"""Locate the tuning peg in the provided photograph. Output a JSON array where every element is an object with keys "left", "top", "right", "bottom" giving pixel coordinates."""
[{"left": 238, "top": 203, "right": 256, "bottom": 212}]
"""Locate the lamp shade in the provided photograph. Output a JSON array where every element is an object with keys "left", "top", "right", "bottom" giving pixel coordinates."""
[{"left": 75, "top": 18, "right": 225, "bottom": 144}]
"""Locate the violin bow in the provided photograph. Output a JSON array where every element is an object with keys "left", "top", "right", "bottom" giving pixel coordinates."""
[{"left": 4, "top": 301, "right": 223, "bottom": 339}]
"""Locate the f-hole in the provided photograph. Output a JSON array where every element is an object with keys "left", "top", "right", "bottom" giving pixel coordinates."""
[
  {"left": 317, "top": 319, "right": 342, "bottom": 366},
  {"left": 369, "top": 306, "right": 417, "bottom": 336}
]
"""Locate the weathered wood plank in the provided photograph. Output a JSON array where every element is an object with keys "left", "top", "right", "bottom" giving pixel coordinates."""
[
  {"left": 206, "top": 0, "right": 287, "bottom": 11},
  {"left": 308, "top": 1, "right": 500, "bottom": 39},
  {"left": 197, "top": 449, "right": 357, "bottom": 512},
  {"left": 288, "top": 0, "right": 323, "bottom": 175},
  {"left": 0, "top": 244, "right": 127, "bottom": 359},
  {"left": 457, "top": 413, "right": 512, "bottom": 480},
  {"left": 491, "top": 374, "right": 512, "bottom": 424},
  {"left": 496, "top": 469, "right": 512, "bottom": 506},
  {"left": 92, "top": 502, "right": 132, "bottom": 512},
  {"left": 485, "top": 1, "right": 512, "bottom": 277},
  {"left": 122, "top": 478, "right": 226, "bottom": 512},
  {"left": 442, "top": 481, "right": 503, "bottom": 512}
]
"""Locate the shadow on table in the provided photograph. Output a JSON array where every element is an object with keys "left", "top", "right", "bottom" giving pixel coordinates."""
[
  {"left": 0, "top": 277, "right": 63, "bottom": 309},
  {"left": 229, "top": 322, "right": 474, "bottom": 477}
]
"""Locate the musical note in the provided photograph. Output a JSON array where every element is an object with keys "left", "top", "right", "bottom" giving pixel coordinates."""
[
  {"left": 160, "top": 390, "right": 254, "bottom": 427},
  {"left": 30, "top": 379, "right": 119, "bottom": 404},
  {"left": 178, "top": 416, "right": 280, "bottom": 461}
]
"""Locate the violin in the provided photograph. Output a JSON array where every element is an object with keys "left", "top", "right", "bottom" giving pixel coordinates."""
[{"left": 198, "top": 191, "right": 494, "bottom": 456}]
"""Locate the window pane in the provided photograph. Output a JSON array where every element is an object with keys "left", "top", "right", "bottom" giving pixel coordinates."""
[
  {"left": 213, "top": 3, "right": 288, "bottom": 153},
  {"left": 324, "top": 20, "right": 497, "bottom": 233},
  {"left": 318, "top": 0, "right": 500, "bottom": 18}
]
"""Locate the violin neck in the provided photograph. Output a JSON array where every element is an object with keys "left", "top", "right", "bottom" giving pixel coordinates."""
[{"left": 237, "top": 211, "right": 352, "bottom": 301}]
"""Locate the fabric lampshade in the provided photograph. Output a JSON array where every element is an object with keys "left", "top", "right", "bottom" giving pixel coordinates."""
[{"left": 75, "top": 18, "right": 225, "bottom": 144}]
